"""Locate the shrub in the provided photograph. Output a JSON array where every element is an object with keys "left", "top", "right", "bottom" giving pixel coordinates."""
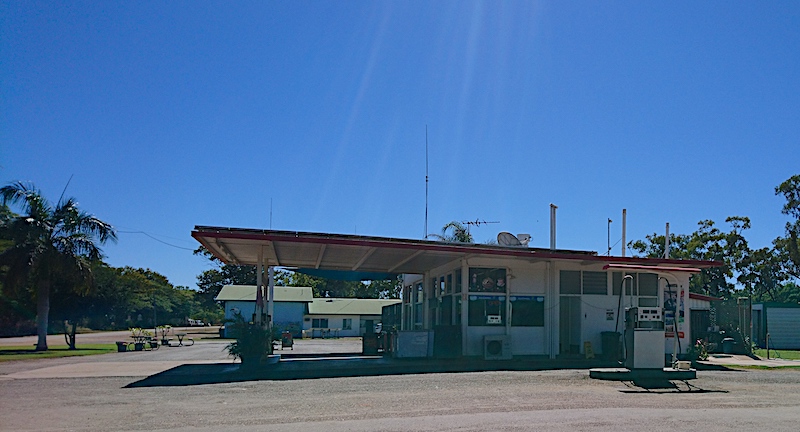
[{"left": 224, "top": 312, "right": 273, "bottom": 365}]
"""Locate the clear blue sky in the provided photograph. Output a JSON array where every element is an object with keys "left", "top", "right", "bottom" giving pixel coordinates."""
[{"left": 2, "top": 1, "right": 798, "bottom": 289}]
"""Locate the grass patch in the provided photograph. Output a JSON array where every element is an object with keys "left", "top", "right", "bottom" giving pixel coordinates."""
[
  {"left": 753, "top": 349, "right": 800, "bottom": 360},
  {"left": 0, "top": 344, "right": 117, "bottom": 362},
  {"left": 728, "top": 364, "right": 800, "bottom": 370}
]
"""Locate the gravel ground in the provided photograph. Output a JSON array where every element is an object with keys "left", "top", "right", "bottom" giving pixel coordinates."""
[
  {"left": 2, "top": 334, "right": 800, "bottom": 431},
  {"left": 2, "top": 367, "right": 800, "bottom": 431}
]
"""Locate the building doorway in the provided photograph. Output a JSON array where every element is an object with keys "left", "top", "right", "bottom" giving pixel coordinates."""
[{"left": 559, "top": 296, "right": 581, "bottom": 355}]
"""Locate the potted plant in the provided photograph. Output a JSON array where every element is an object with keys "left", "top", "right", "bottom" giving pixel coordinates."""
[
  {"left": 115, "top": 341, "right": 128, "bottom": 352},
  {"left": 130, "top": 327, "right": 152, "bottom": 351},
  {"left": 225, "top": 312, "right": 274, "bottom": 368},
  {"left": 157, "top": 325, "right": 172, "bottom": 346}
]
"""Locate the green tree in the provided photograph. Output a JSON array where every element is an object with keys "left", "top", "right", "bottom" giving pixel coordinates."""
[
  {"left": 194, "top": 246, "right": 256, "bottom": 311},
  {"left": 429, "top": 221, "right": 474, "bottom": 243},
  {"left": 775, "top": 174, "right": 800, "bottom": 279},
  {"left": 275, "top": 269, "right": 400, "bottom": 299},
  {"left": 0, "top": 182, "right": 116, "bottom": 350}
]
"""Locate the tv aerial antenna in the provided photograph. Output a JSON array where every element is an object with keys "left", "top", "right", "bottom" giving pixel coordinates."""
[{"left": 462, "top": 219, "right": 499, "bottom": 234}]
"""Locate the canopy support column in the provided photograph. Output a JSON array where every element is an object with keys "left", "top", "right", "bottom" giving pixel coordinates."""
[
  {"left": 461, "top": 258, "right": 468, "bottom": 356},
  {"left": 255, "top": 248, "right": 265, "bottom": 326},
  {"left": 268, "top": 265, "right": 275, "bottom": 327}
]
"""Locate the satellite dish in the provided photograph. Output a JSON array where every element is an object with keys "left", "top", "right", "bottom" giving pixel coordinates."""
[
  {"left": 497, "top": 232, "right": 521, "bottom": 246},
  {"left": 516, "top": 234, "right": 531, "bottom": 246}
]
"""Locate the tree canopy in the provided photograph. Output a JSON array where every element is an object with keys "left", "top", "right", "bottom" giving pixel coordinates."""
[
  {"left": 630, "top": 175, "right": 800, "bottom": 302},
  {"left": 0, "top": 182, "right": 116, "bottom": 350},
  {"left": 429, "top": 221, "right": 474, "bottom": 243}
]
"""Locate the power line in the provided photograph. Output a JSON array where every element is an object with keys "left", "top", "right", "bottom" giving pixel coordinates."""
[{"left": 116, "top": 229, "right": 195, "bottom": 251}]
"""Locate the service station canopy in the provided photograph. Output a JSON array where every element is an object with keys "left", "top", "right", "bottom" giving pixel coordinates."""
[{"left": 191, "top": 226, "right": 718, "bottom": 280}]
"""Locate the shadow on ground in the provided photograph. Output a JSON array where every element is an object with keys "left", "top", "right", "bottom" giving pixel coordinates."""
[
  {"left": 618, "top": 379, "right": 729, "bottom": 394},
  {"left": 125, "top": 356, "right": 610, "bottom": 388}
]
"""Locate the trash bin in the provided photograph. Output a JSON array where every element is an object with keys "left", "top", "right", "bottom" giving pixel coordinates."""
[
  {"left": 601, "top": 331, "right": 621, "bottom": 361},
  {"left": 281, "top": 331, "right": 293, "bottom": 350},
  {"left": 722, "top": 337, "right": 736, "bottom": 354},
  {"left": 362, "top": 333, "right": 379, "bottom": 355}
]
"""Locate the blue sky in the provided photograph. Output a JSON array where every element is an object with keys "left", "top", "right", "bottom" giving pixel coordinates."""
[{"left": 2, "top": 1, "right": 798, "bottom": 289}]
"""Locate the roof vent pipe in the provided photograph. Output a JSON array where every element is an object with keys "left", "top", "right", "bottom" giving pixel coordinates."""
[
  {"left": 550, "top": 204, "right": 557, "bottom": 250},
  {"left": 665, "top": 222, "right": 670, "bottom": 259},
  {"left": 621, "top": 209, "right": 627, "bottom": 257}
]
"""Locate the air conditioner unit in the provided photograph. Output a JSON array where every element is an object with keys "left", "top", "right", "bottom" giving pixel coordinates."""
[{"left": 484, "top": 335, "right": 511, "bottom": 360}]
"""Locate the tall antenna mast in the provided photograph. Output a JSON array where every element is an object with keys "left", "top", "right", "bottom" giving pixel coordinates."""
[
  {"left": 58, "top": 174, "right": 74, "bottom": 204},
  {"left": 424, "top": 125, "right": 429, "bottom": 239}
]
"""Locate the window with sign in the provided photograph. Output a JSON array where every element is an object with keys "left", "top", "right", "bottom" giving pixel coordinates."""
[
  {"left": 510, "top": 296, "right": 545, "bottom": 327},
  {"left": 468, "top": 296, "right": 506, "bottom": 326},
  {"left": 469, "top": 268, "right": 507, "bottom": 293}
]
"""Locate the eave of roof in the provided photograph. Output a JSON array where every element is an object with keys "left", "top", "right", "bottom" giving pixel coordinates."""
[{"left": 193, "top": 226, "right": 721, "bottom": 275}]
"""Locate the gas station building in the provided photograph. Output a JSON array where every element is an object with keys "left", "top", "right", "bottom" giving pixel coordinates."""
[{"left": 192, "top": 226, "right": 718, "bottom": 360}]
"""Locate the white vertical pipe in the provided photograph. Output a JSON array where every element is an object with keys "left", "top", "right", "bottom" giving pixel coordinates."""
[
  {"left": 673, "top": 283, "right": 682, "bottom": 365},
  {"left": 256, "top": 248, "right": 264, "bottom": 325},
  {"left": 621, "top": 209, "right": 627, "bottom": 257},
  {"left": 267, "top": 265, "right": 275, "bottom": 327},
  {"left": 461, "top": 259, "right": 469, "bottom": 356},
  {"left": 550, "top": 204, "right": 558, "bottom": 250},
  {"left": 665, "top": 222, "right": 671, "bottom": 259}
]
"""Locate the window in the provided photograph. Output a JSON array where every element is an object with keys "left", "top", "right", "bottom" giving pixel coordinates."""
[
  {"left": 468, "top": 296, "right": 505, "bottom": 326},
  {"left": 469, "top": 268, "right": 507, "bottom": 293},
  {"left": 638, "top": 273, "right": 658, "bottom": 296},
  {"left": 441, "top": 296, "right": 453, "bottom": 325},
  {"left": 612, "top": 272, "right": 637, "bottom": 296},
  {"left": 510, "top": 296, "right": 545, "bottom": 327},
  {"left": 561, "top": 270, "right": 609, "bottom": 295},
  {"left": 312, "top": 318, "right": 329, "bottom": 328},
  {"left": 415, "top": 282, "right": 423, "bottom": 303},
  {"left": 342, "top": 318, "right": 352, "bottom": 330},
  {"left": 455, "top": 271, "right": 462, "bottom": 293},
  {"left": 582, "top": 272, "right": 607, "bottom": 295},
  {"left": 639, "top": 297, "right": 658, "bottom": 307},
  {"left": 559, "top": 271, "right": 581, "bottom": 294}
]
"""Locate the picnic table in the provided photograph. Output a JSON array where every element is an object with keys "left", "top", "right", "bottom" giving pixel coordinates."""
[{"left": 174, "top": 333, "right": 194, "bottom": 346}]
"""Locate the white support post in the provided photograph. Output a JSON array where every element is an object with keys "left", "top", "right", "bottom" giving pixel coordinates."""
[
  {"left": 256, "top": 248, "right": 264, "bottom": 325},
  {"left": 547, "top": 261, "right": 557, "bottom": 359},
  {"left": 422, "top": 272, "right": 430, "bottom": 330},
  {"left": 461, "top": 259, "right": 469, "bottom": 356},
  {"left": 505, "top": 268, "right": 511, "bottom": 337},
  {"left": 268, "top": 265, "right": 275, "bottom": 327}
]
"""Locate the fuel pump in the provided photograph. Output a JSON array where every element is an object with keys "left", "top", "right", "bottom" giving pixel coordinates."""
[{"left": 624, "top": 307, "right": 665, "bottom": 369}]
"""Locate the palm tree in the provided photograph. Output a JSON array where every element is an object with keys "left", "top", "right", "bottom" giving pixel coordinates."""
[
  {"left": 429, "top": 221, "right": 474, "bottom": 243},
  {"left": 0, "top": 182, "right": 116, "bottom": 350}
]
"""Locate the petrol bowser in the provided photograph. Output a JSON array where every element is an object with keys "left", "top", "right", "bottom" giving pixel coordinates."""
[{"left": 624, "top": 307, "right": 665, "bottom": 369}]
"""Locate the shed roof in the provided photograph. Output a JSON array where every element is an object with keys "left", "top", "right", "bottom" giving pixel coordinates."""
[
  {"left": 215, "top": 285, "right": 313, "bottom": 302},
  {"left": 308, "top": 298, "right": 401, "bottom": 316}
]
